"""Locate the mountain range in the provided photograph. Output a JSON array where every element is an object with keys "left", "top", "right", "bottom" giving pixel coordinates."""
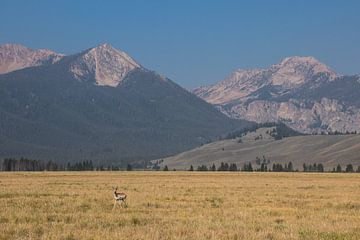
[
  {"left": 194, "top": 57, "right": 360, "bottom": 133},
  {"left": 2, "top": 43, "right": 359, "bottom": 167},
  {"left": 0, "top": 43, "right": 248, "bottom": 166}
]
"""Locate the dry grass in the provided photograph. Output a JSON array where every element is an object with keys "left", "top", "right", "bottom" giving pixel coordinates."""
[{"left": 1, "top": 172, "right": 360, "bottom": 239}]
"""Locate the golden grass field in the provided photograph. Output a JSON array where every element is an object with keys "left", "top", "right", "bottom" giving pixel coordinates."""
[{"left": 1, "top": 172, "right": 360, "bottom": 240}]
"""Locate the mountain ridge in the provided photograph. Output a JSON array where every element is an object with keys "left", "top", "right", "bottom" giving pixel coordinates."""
[
  {"left": 194, "top": 56, "right": 338, "bottom": 105},
  {"left": 0, "top": 43, "right": 64, "bottom": 74},
  {"left": 194, "top": 56, "right": 360, "bottom": 133},
  {"left": 0, "top": 43, "right": 249, "bottom": 165}
]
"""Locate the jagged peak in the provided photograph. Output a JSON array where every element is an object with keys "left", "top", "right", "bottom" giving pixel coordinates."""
[
  {"left": 70, "top": 43, "right": 141, "bottom": 87},
  {"left": 231, "top": 68, "right": 265, "bottom": 76},
  {"left": 0, "top": 43, "right": 62, "bottom": 55},
  {"left": 97, "top": 43, "right": 112, "bottom": 48},
  {"left": 194, "top": 55, "right": 340, "bottom": 105},
  {"left": 276, "top": 56, "right": 335, "bottom": 73},
  {"left": 0, "top": 43, "right": 64, "bottom": 74},
  {"left": 88, "top": 43, "right": 140, "bottom": 68},
  {"left": 270, "top": 56, "right": 338, "bottom": 86},
  {"left": 279, "top": 56, "right": 320, "bottom": 65},
  {"left": 221, "top": 56, "right": 338, "bottom": 87}
]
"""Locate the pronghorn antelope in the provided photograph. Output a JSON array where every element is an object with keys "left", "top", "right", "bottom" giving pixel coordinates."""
[{"left": 112, "top": 187, "right": 127, "bottom": 210}]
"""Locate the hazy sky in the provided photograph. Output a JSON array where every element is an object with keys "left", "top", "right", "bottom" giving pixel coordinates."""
[{"left": 1, "top": 0, "right": 360, "bottom": 88}]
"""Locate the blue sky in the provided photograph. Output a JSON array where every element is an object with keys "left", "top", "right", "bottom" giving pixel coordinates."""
[{"left": 1, "top": 0, "right": 360, "bottom": 88}]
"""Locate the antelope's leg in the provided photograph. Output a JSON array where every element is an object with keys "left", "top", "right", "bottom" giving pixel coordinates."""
[{"left": 112, "top": 200, "right": 117, "bottom": 210}]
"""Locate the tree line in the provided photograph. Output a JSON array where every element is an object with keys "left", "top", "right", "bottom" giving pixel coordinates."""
[
  {"left": 162, "top": 161, "right": 360, "bottom": 173},
  {"left": 2, "top": 157, "right": 360, "bottom": 173},
  {"left": 1, "top": 158, "right": 60, "bottom": 171},
  {"left": 0, "top": 158, "right": 135, "bottom": 171}
]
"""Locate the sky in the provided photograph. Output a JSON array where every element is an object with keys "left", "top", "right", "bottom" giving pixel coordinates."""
[{"left": 1, "top": 0, "right": 360, "bottom": 88}]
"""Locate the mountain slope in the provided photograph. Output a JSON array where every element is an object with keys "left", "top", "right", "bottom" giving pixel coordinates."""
[
  {"left": 194, "top": 56, "right": 360, "bottom": 133},
  {"left": 0, "top": 44, "right": 249, "bottom": 166},
  {"left": 161, "top": 127, "right": 360, "bottom": 170}
]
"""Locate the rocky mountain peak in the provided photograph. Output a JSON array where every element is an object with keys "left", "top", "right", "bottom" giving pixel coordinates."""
[
  {"left": 195, "top": 56, "right": 339, "bottom": 105},
  {"left": 270, "top": 56, "right": 338, "bottom": 87},
  {"left": 193, "top": 68, "right": 270, "bottom": 105},
  {"left": 0, "top": 43, "right": 64, "bottom": 74},
  {"left": 70, "top": 43, "right": 141, "bottom": 87},
  {"left": 194, "top": 56, "right": 360, "bottom": 134}
]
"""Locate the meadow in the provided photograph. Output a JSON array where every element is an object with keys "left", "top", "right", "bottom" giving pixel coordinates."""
[{"left": 0, "top": 172, "right": 360, "bottom": 240}]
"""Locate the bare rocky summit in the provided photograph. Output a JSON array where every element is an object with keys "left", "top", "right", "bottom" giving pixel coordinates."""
[
  {"left": 70, "top": 43, "right": 141, "bottom": 87},
  {"left": 194, "top": 57, "right": 360, "bottom": 133},
  {"left": 0, "top": 44, "right": 63, "bottom": 74}
]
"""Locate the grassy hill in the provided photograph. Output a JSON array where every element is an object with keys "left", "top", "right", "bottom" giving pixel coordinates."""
[{"left": 161, "top": 127, "right": 360, "bottom": 170}]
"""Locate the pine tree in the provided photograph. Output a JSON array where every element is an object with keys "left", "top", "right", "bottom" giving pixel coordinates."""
[
  {"left": 248, "top": 163, "right": 253, "bottom": 171},
  {"left": 273, "top": 163, "right": 284, "bottom": 172},
  {"left": 197, "top": 165, "right": 208, "bottom": 171},
  {"left": 313, "top": 163, "right": 317, "bottom": 172},
  {"left": 287, "top": 162, "right": 294, "bottom": 172},
  {"left": 260, "top": 163, "right": 266, "bottom": 172},
  {"left": 336, "top": 164, "right": 342, "bottom": 173},
  {"left": 303, "top": 163, "right": 308, "bottom": 172},
  {"left": 210, "top": 163, "right": 216, "bottom": 171},
  {"left": 229, "top": 163, "right": 238, "bottom": 171},
  {"left": 242, "top": 162, "right": 253, "bottom": 172},
  {"left": 126, "top": 164, "right": 133, "bottom": 171},
  {"left": 317, "top": 163, "right": 324, "bottom": 172},
  {"left": 345, "top": 164, "right": 354, "bottom": 173},
  {"left": 218, "top": 162, "right": 228, "bottom": 171}
]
